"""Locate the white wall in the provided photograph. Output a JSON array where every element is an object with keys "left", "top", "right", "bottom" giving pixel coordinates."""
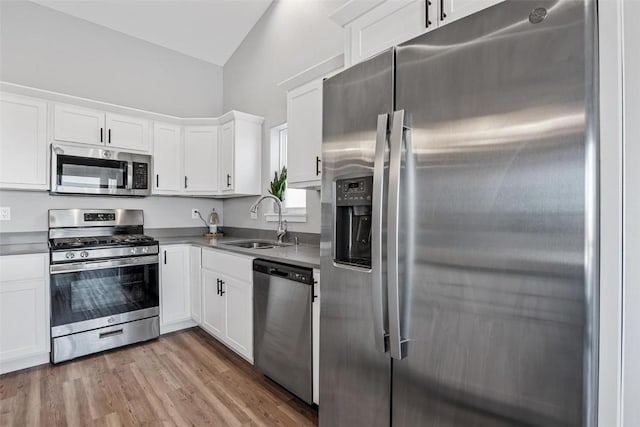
[
  {"left": 0, "top": 190, "right": 223, "bottom": 233},
  {"left": 222, "top": 0, "right": 346, "bottom": 234},
  {"left": 0, "top": 0, "right": 223, "bottom": 118},
  {"left": 622, "top": 0, "right": 640, "bottom": 424}
]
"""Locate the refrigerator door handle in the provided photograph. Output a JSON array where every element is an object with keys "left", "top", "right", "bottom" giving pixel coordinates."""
[
  {"left": 372, "top": 113, "right": 390, "bottom": 353},
  {"left": 387, "top": 109, "right": 409, "bottom": 360}
]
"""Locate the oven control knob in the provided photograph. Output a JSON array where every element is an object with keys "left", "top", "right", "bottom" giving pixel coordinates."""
[
  {"left": 65, "top": 252, "right": 75, "bottom": 259},
  {"left": 142, "top": 247, "right": 149, "bottom": 254},
  {"left": 81, "top": 251, "right": 89, "bottom": 258},
  {"left": 130, "top": 248, "right": 137, "bottom": 254}
]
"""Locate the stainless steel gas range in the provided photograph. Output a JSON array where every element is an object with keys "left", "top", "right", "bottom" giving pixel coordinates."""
[{"left": 48, "top": 209, "right": 160, "bottom": 363}]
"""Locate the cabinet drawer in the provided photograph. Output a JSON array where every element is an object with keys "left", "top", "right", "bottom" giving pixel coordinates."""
[
  {"left": 202, "top": 249, "right": 253, "bottom": 283},
  {"left": 0, "top": 254, "right": 47, "bottom": 282}
]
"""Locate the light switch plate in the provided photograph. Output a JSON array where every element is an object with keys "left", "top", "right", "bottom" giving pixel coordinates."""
[{"left": 0, "top": 207, "right": 10, "bottom": 221}]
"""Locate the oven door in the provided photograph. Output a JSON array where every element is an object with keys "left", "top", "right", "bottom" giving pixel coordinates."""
[{"left": 50, "top": 255, "right": 159, "bottom": 337}]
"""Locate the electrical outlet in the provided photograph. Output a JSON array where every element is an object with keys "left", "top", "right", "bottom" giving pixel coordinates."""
[
  {"left": 0, "top": 207, "right": 10, "bottom": 221},
  {"left": 250, "top": 211, "right": 258, "bottom": 220},
  {"left": 191, "top": 209, "right": 199, "bottom": 219}
]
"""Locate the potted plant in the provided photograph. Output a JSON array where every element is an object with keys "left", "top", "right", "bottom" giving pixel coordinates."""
[{"left": 269, "top": 166, "right": 287, "bottom": 201}]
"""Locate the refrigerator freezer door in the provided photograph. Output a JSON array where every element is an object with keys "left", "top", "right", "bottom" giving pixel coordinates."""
[
  {"left": 392, "top": 1, "right": 597, "bottom": 426},
  {"left": 320, "top": 50, "right": 394, "bottom": 427}
]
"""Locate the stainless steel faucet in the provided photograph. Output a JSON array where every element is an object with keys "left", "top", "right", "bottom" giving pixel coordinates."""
[{"left": 249, "top": 195, "right": 287, "bottom": 243}]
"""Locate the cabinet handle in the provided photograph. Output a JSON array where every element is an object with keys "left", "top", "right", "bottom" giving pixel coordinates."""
[
  {"left": 216, "top": 278, "right": 221, "bottom": 295},
  {"left": 426, "top": 0, "right": 432, "bottom": 27},
  {"left": 163, "top": 250, "right": 167, "bottom": 265},
  {"left": 220, "top": 280, "right": 225, "bottom": 296},
  {"left": 99, "top": 329, "right": 123, "bottom": 339},
  {"left": 184, "top": 176, "right": 188, "bottom": 189},
  {"left": 440, "top": 0, "right": 446, "bottom": 20},
  {"left": 316, "top": 156, "right": 321, "bottom": 176},
  {"left": 100, "top": 127, "right": 104, "bottom": 143},
  {"left": 108, "top": 129, "right": 111, "bottom": 144},
  {"left": 156, "top": 174, "right": 159, "bottom": 188},
  {"left": 226, "top": 174, "right": 231, "bottom": 188}
]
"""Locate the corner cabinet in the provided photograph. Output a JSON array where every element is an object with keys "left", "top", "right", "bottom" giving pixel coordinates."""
[
  {"left": 0, "top": 253, "right": 50, "bottom": 374},
  {"left": 152, "top": 112, "right": 262, "bottom": 198},
  {"left": 338, "top": 0, "right": 504, "bottom": 66},
  {"left": 217, "top": 112, "right": 263, "bottom": 197},
  {"left": 286, "top": 79, "right": 323, "bottom": 189},
  {"left": 201, "top": 248, "right": 254, "bottom": 363},
  {"left": 159, "top": 245, "right": 196, "bottom": 334},
  {"left": 0, "top": 93, "right": 49, "bottom": 190}
]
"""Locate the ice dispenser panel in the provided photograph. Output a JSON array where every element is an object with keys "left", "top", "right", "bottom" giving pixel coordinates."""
[{"left": 334, "top": 176, "right": 373, "bottom": 268}]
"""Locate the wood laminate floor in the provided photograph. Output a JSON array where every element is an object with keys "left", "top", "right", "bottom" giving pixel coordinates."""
[{"left": 0, "top": 328, "right": 318, "bottom": 426}]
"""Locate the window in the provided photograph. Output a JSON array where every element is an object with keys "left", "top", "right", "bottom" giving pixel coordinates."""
[{"left": 266, "top": 123, "right": 307, "bottom": 222}]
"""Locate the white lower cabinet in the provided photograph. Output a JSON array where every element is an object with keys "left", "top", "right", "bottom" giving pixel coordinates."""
[
  {"left": 0, "top": 253, "right": 50, "bottom": 374},
  {"left": 159, "top": 245, "right": 196, "bottom": 334},
  {"left": 201, "top": 248, "right": 254, "bottom": 362},
  {"left": 201, "top": 268, "right": 226, "bottom": 337},
  {"left": 312, "top": 269, "right": 320, "bottom": 405}
]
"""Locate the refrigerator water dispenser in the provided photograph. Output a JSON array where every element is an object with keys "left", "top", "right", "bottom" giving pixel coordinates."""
[{"left": 334, "top": 176, "right": 373, "bottom": 268}]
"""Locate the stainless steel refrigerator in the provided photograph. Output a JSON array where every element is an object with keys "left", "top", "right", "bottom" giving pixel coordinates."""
[{"left": 319, "top": 1, "right": 598, "bottom": 426}]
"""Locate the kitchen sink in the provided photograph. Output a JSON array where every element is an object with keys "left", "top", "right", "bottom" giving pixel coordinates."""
[{"left": 222, "top": 240, "right": 291, "bottom": 250}]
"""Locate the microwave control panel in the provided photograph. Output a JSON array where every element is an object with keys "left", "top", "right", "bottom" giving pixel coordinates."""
[{"left": 132, "top": 163, "right": 149, "bottom": 189}]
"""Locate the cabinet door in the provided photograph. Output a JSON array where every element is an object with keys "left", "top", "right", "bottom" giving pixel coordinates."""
[
  {"left": 222, "top": 275, "right": 253, "bottom": 362},
  {"left": 0, "top": 254, "right": 49, "bottom": 372},
  {"left": 189, "top": 246, "right": 202, "bottom": 325},
  {"left": 153, "top": 122, "right": 183, "bottom": 193},
  {"left": 312, "top": 269, "right": 320, "bottom": 404},
  {"left": 287, "top": 80, "right": 323, "bottom": 188},
  {"left": 53, "top": 103, "right": 105, "bottom": 146},
  {"left": 219, "top": 122, "right": 235, "bottom": 192},
  {"left": 440, "top": 0, "right": 503, "bottom": 24},
  {"left": 160, "top": 246, "right": 191, "bottom": 328},
  {"left": 105, "top": 113, "right": 150, "bottom": 152},
  {"left": 348, "top": 0, "right": 434, "bottom": 65},
  {"left": 0, "top": 94, "right": 48, "bottom": 190},
  {"left": 201, "top": 269, "right": 225, "bottom": 339},
  {"left": 184, "top": 126, "right": 219, "bottom": 193}
]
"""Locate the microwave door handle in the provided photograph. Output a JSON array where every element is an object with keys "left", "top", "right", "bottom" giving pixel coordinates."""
[
  {"left": 372, "top": 113, "right": 390, "bottom": 354},
  {"left": 388, "top": 109, "right": 410, "bottom": 360},
  {"left": 126, "top": 161, "right": 133, "bottom": 190}
]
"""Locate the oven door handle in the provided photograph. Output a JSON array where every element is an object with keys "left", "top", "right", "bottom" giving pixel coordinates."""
[{"left": 50, "top": 255, "right": 159, "bottom": 274}]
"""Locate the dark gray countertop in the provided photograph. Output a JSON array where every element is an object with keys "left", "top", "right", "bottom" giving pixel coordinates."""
[
  {"left": 155, "top": 235, "right": 320, "bottom": 269},
  {"left": 0, "top": 229, "right": 321, "bottom": 269}
]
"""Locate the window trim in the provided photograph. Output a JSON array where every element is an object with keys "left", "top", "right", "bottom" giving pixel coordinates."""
[{"left": 266, "top": 123, "right": 307, "bottom": 223}]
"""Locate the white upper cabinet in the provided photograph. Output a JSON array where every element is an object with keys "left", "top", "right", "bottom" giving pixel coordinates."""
[
  {"left": 287, "top": 79, "right": 323, "bottom": 189},
  {"left": 0, "top": 93, "right": 48, "bottom": 190},
  {"left": 53, "top": 104, "right": 150, "bottom": 152},
  {"left": 53, "top": 103, "right": 105, "bottom": 146},
  {"left": 153, "top": 122, "right": 183, "bottom": 194},
  {"left": 184, "top": 126, "right": 219, "bottom": 194},
  {"left": 217, "top": 113, "right": 263, "bottom": 197},
  {"left": 440, "top": 0, "right": 504, "bottom": 24},
  {"left": 105, "top": 113, "right": 150, "bottom": 152},
  {"left": 347, "top": 0, "right": 435, "bottom": 65},
  {"left": 336, "top": 0, "right": 504, "bottom": 65}
]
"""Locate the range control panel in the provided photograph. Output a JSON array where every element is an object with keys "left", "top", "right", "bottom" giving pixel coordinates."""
[
  {"left": 84, "top": 213, "right": 116, "bottom": 222},
  {"left": 336, "top": 176, "right": 373, "bottom": 207}
]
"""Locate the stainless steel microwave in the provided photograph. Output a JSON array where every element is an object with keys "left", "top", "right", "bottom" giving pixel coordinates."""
[{"left": 50, "top": 144, "right": 151, "bottom": 196}]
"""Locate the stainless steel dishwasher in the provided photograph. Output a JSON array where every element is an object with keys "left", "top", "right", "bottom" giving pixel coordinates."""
[{"left": 253, "top": 259, "right": 313, "bottom": 404}]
